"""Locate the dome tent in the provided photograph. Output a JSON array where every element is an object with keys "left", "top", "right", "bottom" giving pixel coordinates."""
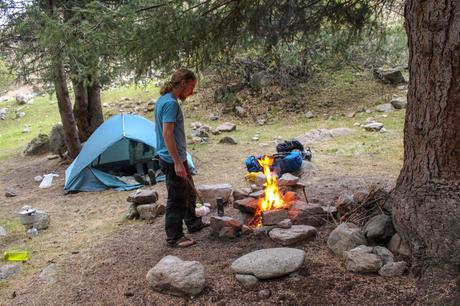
[{"left": 64, "top": 114, "right": 195, "bottom": 192}]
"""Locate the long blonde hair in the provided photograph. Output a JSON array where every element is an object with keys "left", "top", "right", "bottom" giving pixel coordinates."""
[{"left": 160, "top": 69, "right": 196, "bottom": 95}]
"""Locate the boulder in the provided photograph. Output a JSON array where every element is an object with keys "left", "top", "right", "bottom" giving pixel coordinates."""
[
  {"left": 288, "top": 202, "right": 324, "bottom": 227},
  {"left": 232, "top": 189, "right": 250, "bottom": 201},
  {"left": 378, "top": 261, "right": 407, "bottom": 277},
  {"left": 235, "top": 274, "right": 258, "bottom": 287},
  {"left": 233, "top": 197, "right": 258, "bottom": 214},
  {"left": 219, "top": 136, "right": 238, "bottom": 145},
  {"left": 363, "top": 122, "right": 384, "bottom": 132},
  {"left": 373, "top": 246, "right": 394, "bottom": 264},
  {"left": 269, "top": 225, "right": 317, "bottom": 246},
  {"left": 216, "top": 122, "right": 236, "bottom": 132},
  {"left": 344, "top": 245, "right": 383, "bottom": 273},
  {"left": 127, "top": 189, "right": 159, "bottom": 204},
  {"left": 23, "top": 134, "right": 51, "bottom": 156},
  {"left": 363, "top": 214, "right": 395, "bottom": 241},
  {"left": 137, "top": 203, "right": 165, "bottom": 220},
  {"left": 196, "top": 183, "right": 232, "bottom": 207},
  {"left": 231, "top": 248, "right": 305, "bottom": 279},
  {"left": 210, "top": 216, "right": 242, "bottom": 238},
  {"left": 49, "top": 123, "right": 66, "bottom": 158},
  {"left": 277, "top": 219, "right": 292, "bottom": 229},
  {"left": 387, "top": 233, "right": 411, "bottom": 257},
  {"left": 390, "top": 97, "right": 407, "bottom": 109},
  {"left": 278, "top": 173, "right": 300, "bottom": 186},
  {"left": 373, "top": 68, "right": 405, "bottom": 84},
  {"left": 262, "top": 209, "right": 288, "bottom": 226},
  {"left": 0, "top": 264, "right": 21, "bottom": 280},
  {"left": 146, "top": 255, "right": 205, "bottom": 296},
  {"left": 327, "top": 223, "right": 367, "bottom": 257},
  {"left": 375, "top": 103, "right": 394, "bottom": 112}
]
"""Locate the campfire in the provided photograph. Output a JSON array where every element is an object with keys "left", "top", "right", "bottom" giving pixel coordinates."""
[{"left": 252, "top": 155, "right": 287, "bottom": 227}]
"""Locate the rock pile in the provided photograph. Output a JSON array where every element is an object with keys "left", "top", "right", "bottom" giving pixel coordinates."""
[{"left": 126, "top": 189, "right": 164, "bottom": 220}]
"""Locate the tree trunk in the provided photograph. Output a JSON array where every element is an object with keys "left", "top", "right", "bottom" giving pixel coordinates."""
[
  {"left": 392, "top": 0, "right": 460, "bottom": 304},
  {"left": 54, "top": 63, "right": 81, "bottom": 159},
  {"left": 72, "top": 80, "right": 104, "bottom": 143}
]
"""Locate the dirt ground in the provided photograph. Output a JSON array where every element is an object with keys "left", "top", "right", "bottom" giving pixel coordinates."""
[{"left": 0, "top": 135, "right": 416, "bottom": 306}]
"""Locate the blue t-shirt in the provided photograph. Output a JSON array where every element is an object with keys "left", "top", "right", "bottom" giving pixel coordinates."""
[{"left": 154, "top": 92, "right": 187, "bottom": 164}]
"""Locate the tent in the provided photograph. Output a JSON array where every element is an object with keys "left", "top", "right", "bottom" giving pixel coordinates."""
[{"left": 64, "top": 114, "right": 195, "bottom": 192}]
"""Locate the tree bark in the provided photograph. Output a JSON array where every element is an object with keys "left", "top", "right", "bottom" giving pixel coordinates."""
[
  {"left": 54, "top": 63, "right": 82, "bottom": 159},
  {"left": 392, "top": 0, "right": 460, "bottom": 304}
]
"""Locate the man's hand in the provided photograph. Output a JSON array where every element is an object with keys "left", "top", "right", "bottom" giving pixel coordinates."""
[{"left": 174, "top": 162, "right": 187, "bottom": 178}]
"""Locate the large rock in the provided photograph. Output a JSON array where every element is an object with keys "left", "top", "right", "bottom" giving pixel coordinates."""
[
  {"left": 288, "top": 202, "right": 324, "bottom": 227},
  {"left": 235, "top": 274, "right": 258, "bottom": 287},
  {"left": 390, "top": 97, "right": 407, "bottom": 109},
  {"left": 375, "top": 103, "right": 394, "bottom": 112},
  {"left": 233, "top": 197, "right": 258, "bottom": 214},
  {"left": 127, "top": 189, "right": 159, "bottom": 204},
  {"left": 219, "top": 136, "right": 238, "bottom": 145},
  {"left": 23, "top": 134, "right": 51, "bottom": 156},
  {"left": 196, "top": 183, "right": 232, "bottom": 207},
  {"left": 232, "top": 189, "right": 250, "bottom": 201},
  {"left": 146, "top": 255, "right": 205, "bottom": 297},
  {"left": 363, "top": 214, "right": 394, "bottom": 241},
  {"left": 210, "top": 216, "right": 242, "bottom": 238},
  {"left": 378, "top": 261, "right": 407, "bottom": 277},
  {"left": 255, "top": 173, "right": 267, "bottom": 187},
  {"left": 363, "top": 122, "right": 384, "bottom": 132},
  {"left": 126, "top": 203, "right": 139, "bottom": 220},
  {"left": 49, "top": 123, "right": 66, "bottom": 157},
  {"left": 387, "top": 233, "right": 411, "bottom": 257},
  {"left": 231, "top": 248, "right": 305, "bottom": 279},
  {"left": 373, "top": 246, "right": 394, "bottom": 264},
  {"left": 216, "top": 122, "right": 236, "bottom": 132},
  {"left": 373, "top": 68, "right": 405, "bottom": 84},
  {"left": 269, "top": 225, "right": 317, "bottom": 246},
  {"left": 344, "top": 245, "right": 383, "bottom": 273},
  {"left": 278, "top": 173, "right": 299, "bottom": 186},
  {"left": 137, "top": 203, "right": 165, "bottom": 220},
  {"left": 262, "top": 209, "right": 288, "bottom": 226},
  {"left": 327, "top": 223, "right": 367, "bottom": 257}
]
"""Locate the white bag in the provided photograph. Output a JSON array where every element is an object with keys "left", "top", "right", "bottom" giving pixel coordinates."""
[
  {"left": 195, "top": 206, "right": 210, "bottom": 217},
  {"left": 39, "top": 173, "right": 59, "bottom": 189}
]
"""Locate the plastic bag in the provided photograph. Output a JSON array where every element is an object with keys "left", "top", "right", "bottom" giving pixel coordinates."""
[
  {"left": 195, "top": 206, "right": 210, "bottom": 217},
  {"left": 39, "top": 173, "right": 59, "bottom": 189}
]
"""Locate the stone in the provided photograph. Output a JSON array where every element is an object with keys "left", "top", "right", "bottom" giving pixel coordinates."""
[
  {"left": 363, "top": 122, "right": 384, "bottom": 132},
  {"left": 0, "top": 226, "right": 6, "bottom": 236},
  {"left": 210, "top": 216, "right": 242, "bottom": 237},
  {"left": 49, "top": 123, "right": 66, "bottom": 157},
  {"left": 258, "top": 289, "right": 271, "bottom": 299},
  {"left": 235, "top": 106, "right": 246, "bottom": 117},
  {"left": 236, "top": 274, "right": 258, "bottom": 287},
  {"left": 214, "top": 86, "right": 235, "bottom": 103},
  {"left": 15, "top": 94, "right": 29, "bottom": 105},
  {"left": 23, "top": 134, "right": 51, "bottom": 156},
  {"left": 233, "top": 197, "right": 258, "bottom": 214},
  {"left": 305, "top": 111, "right": 314, "bottom": 119},
  {"left": 209, "top": 114, "right": 220, "bottom": 121},
  {"left": 296, "top": 128, "right": 354, "bottom": 145},
  {"left": 278, "top": 173, "right": 299, "bottom": 186},
  {"left": 0, "top": 265, "right": 21, "bottom": 280},
  {"left": 249, "top": 71, "right": 272, "bottom": 88},
  {"left": 219, "top": 136, "right": 238, "bottom": 145},
  {"left": 15, "top": 111, "right": 26, "bottom": 119},
  {"left": 126, "top": 203, "right": 139, "bottom": 220},
  {"left": 34, "top": 175, "right": 43, "bottom": 183},
  {"left": 345, "top": 111, "right": 356, "bottom": 118},
  {"left": 251, "top": 184, "right": 263, "bottom": 192},
  {"left": 380, "top": 127, "right": 388, "bottom": 133},
  {"left": 219, "top": 226, "right": 240, "bottom": 239},
  {"left": 373, "top": 246, "right": 394, "bottom": 264},
  {"left": 252, "top": 136, "right": 259, "bottom": 141},
  {"left": 288, "top": 202, "right": 324, "bottom": 227},
  {"left": 378, "top": 261, "right": 407, "bottom": 277},
  {"left": 262, "top": 209, "right": 288, "bottom": 226},
  {"left": 344, "top": 246, "right": 383, "bottom": 273},
  {"left": 146, "top": 255, "right": 205, "bottom": 297},
  {"left": 277, "top": 219, "right": 292, "bottom": 229},
  {"left": 191, "top": 121, "right": 202, "bottom": 130},
  {"left": 375, "top": 103, "right": 394, "bottom": 112},
  {"left": 232, "top": 189, "right": 250, "bottom": 201},
  {"left": 269, "top": 225, "right": 317, "bottom": 246},
  {"left": 196, "top": 183, "right": 232, "bottom": 207},
  {"left": 322, "top": 206, "right": 338, "bottom": 217},
  {"left": 216, "top": 122, "right": 236, "bottom": 132},
  {"left": 231, "top": 248, "right": 306, "bottom": 279},
  {"left": 33, "top": 210, "right": 50, "bottom": 230},
  {"left": 255, "top": 173, "right": 267, "bottom": 187},
  {"left": 127, "top": 189, "right": 159, "bottom": 205},
  {"left": 363, "top": 214, "right": 395, "bottom": 241},
  {"left": 390, "top": 97, "right": 407, "bottom": 109},
  {"left": 327, "top": 223, "right": 367, "bottom": 257},
  {"left": 373, "top": 68, "right": 405, "bottom": 84},
  {"left": 47, "top": 154, "right": 59, "bottom": 160},
  {"left": 387, "top": 233, "right": 411, "bottom": 257},
  {"left": 22, "top": 125, "right": 30, "bottom": 133},
  {"left": 249, "top": 190, "right": 264, "bottom": 198},
  {"left": 282, "top": 191, "right": 297, "bottom": 204},
  {"left": 39, "top": 263, "right": 57, "bottom": 285},
  {"left": 137, "top": 203, "right": 165, "bottom": 220},
  {"left": 5, "top": 188, "right": 17, "bottom": 197}
]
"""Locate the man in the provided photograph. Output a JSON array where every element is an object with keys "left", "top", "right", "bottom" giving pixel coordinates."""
[{"left": 154, "top": 69, "right": 208, "bottom": 247}]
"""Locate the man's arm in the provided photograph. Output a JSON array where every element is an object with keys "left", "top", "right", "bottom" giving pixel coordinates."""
[{"left": 163, "top": 122, "right": 187, "bottom": 178}]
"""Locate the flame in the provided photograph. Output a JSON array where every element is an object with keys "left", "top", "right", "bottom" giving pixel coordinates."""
[{"left": 253, "top": 155, "right": 284, "bottom": 227}]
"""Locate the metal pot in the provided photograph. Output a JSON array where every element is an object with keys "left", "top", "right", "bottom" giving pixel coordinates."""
[{"left": 19, "top": 208, "right": 37, "bottom": 225}]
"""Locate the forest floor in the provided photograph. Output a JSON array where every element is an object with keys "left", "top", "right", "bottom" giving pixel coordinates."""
[{"left": 0, "top": 69, "right": 416, "bottom": 305}]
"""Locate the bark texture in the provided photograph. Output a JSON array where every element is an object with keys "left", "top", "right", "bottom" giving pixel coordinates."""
[{"left": 392, "top": 0, "right": 460, "bottom": 304}]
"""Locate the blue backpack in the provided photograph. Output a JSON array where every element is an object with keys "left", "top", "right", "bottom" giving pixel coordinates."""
[{"left": 245, "top": 151, "right": 303, "bottom": 175}]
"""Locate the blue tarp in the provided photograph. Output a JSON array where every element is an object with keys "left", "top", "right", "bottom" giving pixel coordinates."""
[{"left": 64, "top": 114, "right": 195, "bottom": 192}]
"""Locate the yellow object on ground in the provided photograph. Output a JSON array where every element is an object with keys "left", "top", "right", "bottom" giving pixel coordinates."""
[
  {"left": 4, "top": 250, "right": 29, "bottom": 261},
  {"left": 245, "top": 171, "right": 262, "bottom": 182}
]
